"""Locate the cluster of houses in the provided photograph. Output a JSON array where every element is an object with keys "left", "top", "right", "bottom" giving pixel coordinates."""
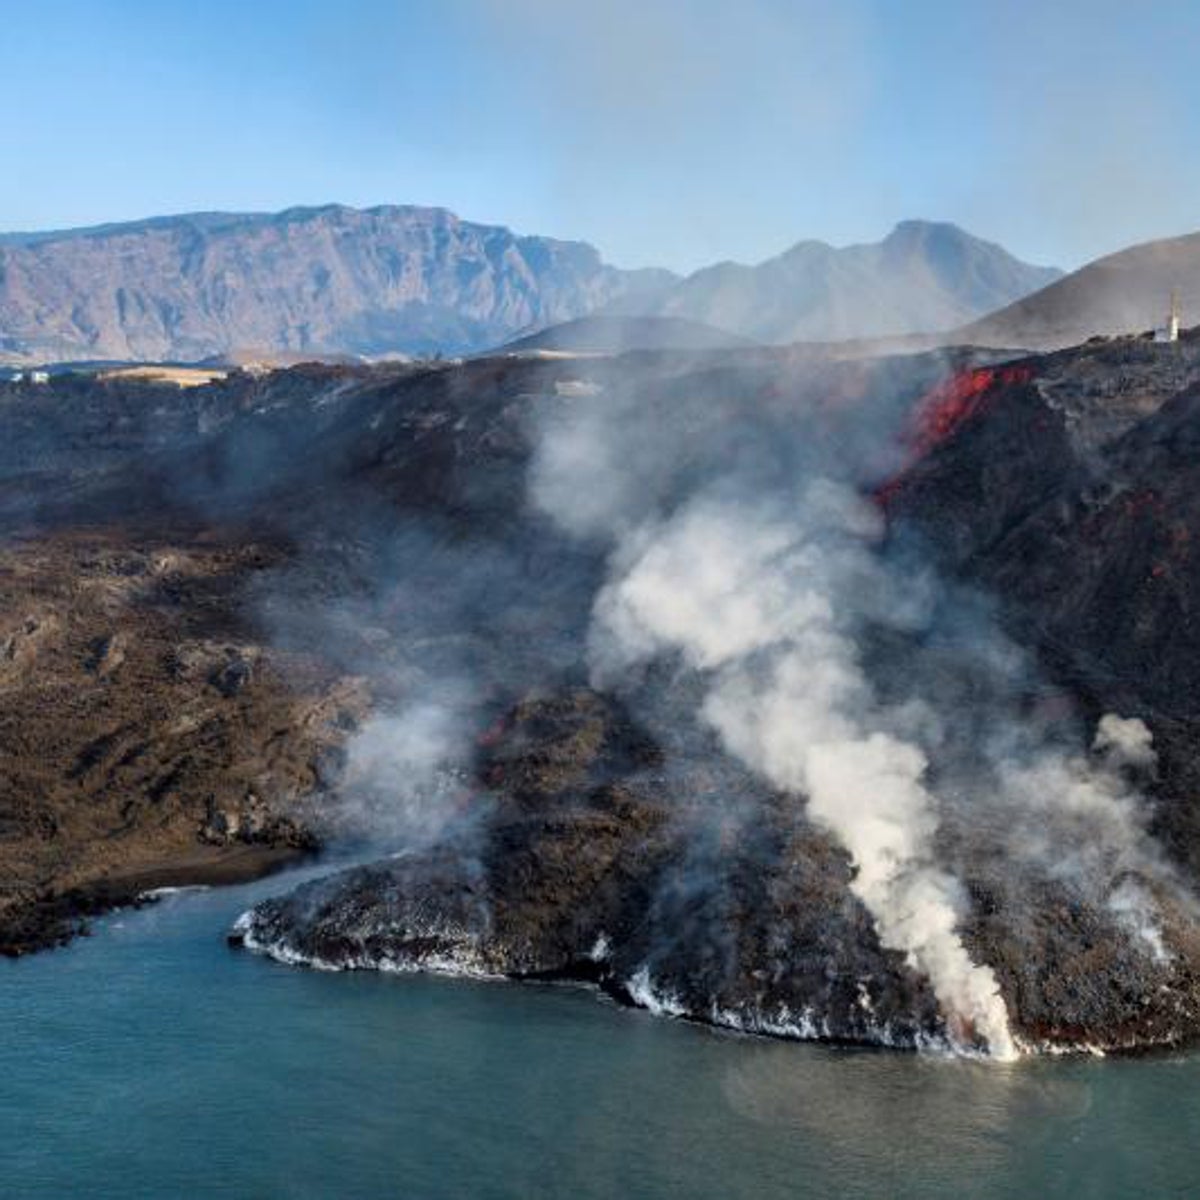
[{"left": 4, "top": 368, "right": 50, "bottom": 384}]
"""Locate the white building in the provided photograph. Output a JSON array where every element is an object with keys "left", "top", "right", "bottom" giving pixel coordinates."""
[{"left": 1155, "top": 292, "right": 1181, "bottom": 343}]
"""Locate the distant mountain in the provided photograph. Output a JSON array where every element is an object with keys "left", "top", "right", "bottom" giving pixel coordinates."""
[
  {"left": 497, "top": 315, "right": 754, "bottom": 356},
  {"left": 613, "top": 221, "right": 1061, "bottom": 343},
  {"left": 953, "top": 232, "right": 1200, "bottom": 351},
  {"left": 0, "top": 205, "right": 677, "bottom": 364}
]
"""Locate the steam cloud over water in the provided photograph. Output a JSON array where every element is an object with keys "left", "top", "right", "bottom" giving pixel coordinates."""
[{"left": 530, "top": 364, "right": 1177, "bottom": 1057}]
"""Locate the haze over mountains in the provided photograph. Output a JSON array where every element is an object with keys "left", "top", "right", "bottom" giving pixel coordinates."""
[
  {"left": 4, "top": 202, "right": 1196, "bottom": 364},
  {"left": 1, "top": 206, "right": 1064, "bottom": 364},
  {"left": 610, "top": 220, "right": 1062, "bottom": 343},
  {"left": 500, "top": 314, "right": 755, "bottom": 355}
]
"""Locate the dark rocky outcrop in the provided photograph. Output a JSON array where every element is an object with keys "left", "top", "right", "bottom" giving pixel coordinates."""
[
  {"left": 884, "top": 333, "right": 1200, "bottom": 879},
  {"left": 235, "top": 692, "right": 950, "bottom": 1050},
  {"left": 234, "top": 689, "right": 1200, "bottom": 1053},
  {"left": 11, "top": 335, "right": 1200, "bottom": 1055}
]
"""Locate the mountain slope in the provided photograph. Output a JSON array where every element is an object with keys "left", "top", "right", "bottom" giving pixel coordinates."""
[
  {"left": 953, "top": 231, "right": 1200, "bottom": 351},
  {"left": 498, "top": 314, "right": 754, "bottom": 355},
  {"left": 0, "top": 205, "right": 676, "bottom": 363},
  {"left": 614, "top": 220, "right": 1061, "bottom": 343}
]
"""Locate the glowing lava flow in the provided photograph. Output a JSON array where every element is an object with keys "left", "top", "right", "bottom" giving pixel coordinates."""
[{"left": 876, "top": 364, "right": 1033, "bottom": 509}]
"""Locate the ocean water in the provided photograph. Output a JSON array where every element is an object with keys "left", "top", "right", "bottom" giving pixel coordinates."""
[{"left": 3, "top": 867, "right": 1199, "bottom": 1199}]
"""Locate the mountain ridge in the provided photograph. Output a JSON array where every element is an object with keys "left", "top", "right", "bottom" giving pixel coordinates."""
[
  {"left": 498, "top": 314, "right": 755, "bottom": 355},
  {"left": 0, "top": 204, "right": 678, "bottom": 363},
  {"left": 0, "top": 208, "right": 1061, "bottom": 363},
  {"left": 609, "top": 219, "right": 1062, "bottom": 343}
]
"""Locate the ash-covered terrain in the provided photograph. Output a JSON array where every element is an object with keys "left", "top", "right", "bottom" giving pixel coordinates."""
[{"left": 8, "top": 333, "right": 1200, "bottom": 1056}]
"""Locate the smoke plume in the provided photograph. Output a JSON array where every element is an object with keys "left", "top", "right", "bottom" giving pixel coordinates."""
[
  {"left": 531, "top": 358, "right": 1178, "bottom": 1056},
  {"left": 338, "top": 695, "right": 476, "bottom": 850},
  {"left": 588, "top": 482, "right": 1013, "bottom": 1055}
]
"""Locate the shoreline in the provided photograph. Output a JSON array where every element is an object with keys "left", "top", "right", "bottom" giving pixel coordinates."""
[{"left": 2, "top": 843, "right": 316, "bottom": 959}]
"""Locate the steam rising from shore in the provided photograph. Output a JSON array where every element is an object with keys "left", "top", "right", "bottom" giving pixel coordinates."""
[
  {"left": 341, "top": 697, "right": 474, "bottom": 848},
  {"left": 590, "top": 484, "right": 1013, "bottom": 1056},
  {"left": 531, "top": 367, "right": 1174, "bottom": 1057}
]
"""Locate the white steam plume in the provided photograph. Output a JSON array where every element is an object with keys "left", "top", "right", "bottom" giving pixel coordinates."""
[
  {"left": 589, "top": 484, "right": 1015, "bottom": 1057},
  {"left": 1094, "top": 713, "right": 1157, "bottom": 772},
  {"left": 339, "top": 696, "right": 475, "bottom": 850},
  {"left": 530, "top": 364, "right": 1183, "bottom": 1057}
]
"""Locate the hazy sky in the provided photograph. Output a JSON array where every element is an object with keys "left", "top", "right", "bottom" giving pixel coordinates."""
[{"left": 3, "top": 0, "right": 1198, "bottom": 273}]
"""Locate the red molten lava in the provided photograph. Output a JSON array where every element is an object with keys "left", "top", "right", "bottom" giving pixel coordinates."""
[
  {"left": 875, "top": 364, "right": 1033, "bottom": 510},
  {"left": 909, "top": 365, "right": 1033, "bottom": 459}
]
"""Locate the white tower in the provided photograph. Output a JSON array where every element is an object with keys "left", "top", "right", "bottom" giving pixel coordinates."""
[{"left": 1156, "top": 291, "right": 1181, "bottom": 343}]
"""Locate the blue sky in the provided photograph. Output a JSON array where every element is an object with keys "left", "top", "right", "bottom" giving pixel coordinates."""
[{"left": 2, "top": 0, "right": 1198, "bottom": 273}]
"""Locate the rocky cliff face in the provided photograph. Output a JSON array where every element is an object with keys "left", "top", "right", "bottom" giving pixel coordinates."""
[{"left": 0, "top": 205, "right": 675, "bottom": 363}]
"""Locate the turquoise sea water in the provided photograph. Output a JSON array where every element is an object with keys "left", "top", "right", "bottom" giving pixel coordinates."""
[{"left": 4, "top": 867, "right": 1200, "bottom": 1199}]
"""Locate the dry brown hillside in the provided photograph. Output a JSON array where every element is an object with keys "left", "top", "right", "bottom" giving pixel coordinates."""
[{"left": 954, "top": 231, "right": 1200, "bottom": 350}]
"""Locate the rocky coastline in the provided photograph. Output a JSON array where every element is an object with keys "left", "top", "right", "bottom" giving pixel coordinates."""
[{"left": 9, "top": 338, "right": 1200, "bottom": 1056}]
